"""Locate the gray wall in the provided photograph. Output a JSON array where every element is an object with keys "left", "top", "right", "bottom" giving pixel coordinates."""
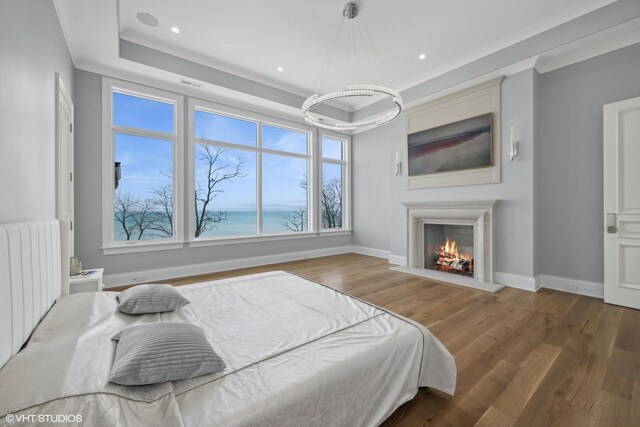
[
  {"left": 0, "top": 0, "right": 74, "bottom": 223},
  {"left": 74, "top": 70, "right": 352, "bottom": 276},
  {"left": 353, "top": 69, "right": 537, "bottom": 279},
  {"left": 536, "top": 43, "right": 640, "bottom": 283},
  {"left": 353, "top": 42, "right": 640, "bottom": 285},
  {"left": 352, "top": 121, "right": 391, "bottom": 250}
]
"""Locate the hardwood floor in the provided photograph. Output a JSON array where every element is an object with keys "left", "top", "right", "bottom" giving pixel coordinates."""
[{"left": 116, "top": 253, "right": 640, "bottom": 426}]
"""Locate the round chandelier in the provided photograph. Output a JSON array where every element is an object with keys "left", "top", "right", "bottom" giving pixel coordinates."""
[{"left": 302, "top": 3, "right": 403, "bottom": 133}]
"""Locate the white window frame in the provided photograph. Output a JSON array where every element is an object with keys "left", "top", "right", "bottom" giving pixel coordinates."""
[
  {"left": 101, "top": 78, "right": 184, "bottom": 254},
  {"left": 319, "top": 132, "right": 351, "bottom": 232},
  {"left": 188, "top": 98, "right": 316, "bottom": 246}
]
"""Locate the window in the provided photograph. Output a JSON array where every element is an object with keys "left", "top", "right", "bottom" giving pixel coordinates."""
[
  {"left": 103, "top": 78, "right": 350, "bottom": 254},
  {"left": 321, "top": 136, "right": 348, "bottom": 230},
  {"left": 102, "top": 79, "right": 183, "bottom": 252},
  {"left": 191, "top": 103, "right": 311, "bottom": 240}
]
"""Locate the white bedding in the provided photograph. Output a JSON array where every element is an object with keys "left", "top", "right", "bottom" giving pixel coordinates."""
[{"left": 0, "top": 271, "right": 456, "bottom": 427}]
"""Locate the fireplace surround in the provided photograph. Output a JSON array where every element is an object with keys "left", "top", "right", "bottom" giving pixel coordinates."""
[{"left": 392, "top": 200, "right": 504, "bottom": 293}]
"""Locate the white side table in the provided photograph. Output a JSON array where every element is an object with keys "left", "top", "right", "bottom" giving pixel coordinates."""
[{"left": 69, "top": 268, "right": 104, "bottom": 294}]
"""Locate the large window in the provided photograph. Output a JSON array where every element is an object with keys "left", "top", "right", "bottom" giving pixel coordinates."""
[
  {"left": 321, "top": 135, "right": 348, "bottom": 230},
  {"left": 102, "top": 80, "right": 183, "bottom": 252},
  {"left": 103, "top": 78, "right": 350, "bottom": 253},
  {"left": 191, "top": 104, "right": 311, "bottom": 240}
]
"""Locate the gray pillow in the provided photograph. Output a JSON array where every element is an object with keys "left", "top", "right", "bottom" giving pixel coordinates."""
[
  {"left": 116, "top": 284, "right": 190, "bottom": 314},
  {"left": 109, "top": 322, "right": 225, "bottom": 386}
]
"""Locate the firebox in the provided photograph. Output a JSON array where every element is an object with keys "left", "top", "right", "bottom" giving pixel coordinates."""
[{"left": 424, "top": 224, "right": 474, "bottom": 277}]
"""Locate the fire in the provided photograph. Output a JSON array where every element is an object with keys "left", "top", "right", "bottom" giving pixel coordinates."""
[
  {"left": 435, "top": 239, "right": 473, "bottom": 275},
  {"left": 443, "top": 240, "right": 457, "bottom": 257}
]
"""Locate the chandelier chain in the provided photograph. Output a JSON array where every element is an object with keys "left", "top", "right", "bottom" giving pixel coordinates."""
[
  {"left": 358, "top": 13, "right": 394, "bottom": 88},
  {"left": 356, "top": 19, "right": 377, "bottom": 85},
  {"left": 313, "top": 19, "right": 345, "bottom": 94}
]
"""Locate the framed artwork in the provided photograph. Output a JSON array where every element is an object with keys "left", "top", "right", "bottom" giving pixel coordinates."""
[
  {"left": 407, "top": 113, "right": 493, "bottom": 177},
  {"left": 404, "top": 78, "right": 502, "bottom": 189}
]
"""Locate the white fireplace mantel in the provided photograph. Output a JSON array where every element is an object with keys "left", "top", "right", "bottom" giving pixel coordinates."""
[{"left": 392, "top": 200, "right": 504, "bottom": 293}]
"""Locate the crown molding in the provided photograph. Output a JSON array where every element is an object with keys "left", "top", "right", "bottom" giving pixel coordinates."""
[
  {"left": 55, "top": 0, "right": 636, "bottom": 120},
  {"left": 52, "top": 0, "right": 81, "bottom": 66},
  {"left": 536, "top": 30, "right": 640, "bottom": 74}
]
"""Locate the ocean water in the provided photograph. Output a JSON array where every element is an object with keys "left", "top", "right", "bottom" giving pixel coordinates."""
[{"left": 115, "top": 210, "right": 307, "bottom": 241}]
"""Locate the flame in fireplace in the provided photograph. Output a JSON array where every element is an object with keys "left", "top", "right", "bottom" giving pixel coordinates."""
[
  {"left": 443, "top": 240, "right": 457, "bottom": 257},
  {"left": 436, "top": 239, "right": 473, "bottom": 274}
]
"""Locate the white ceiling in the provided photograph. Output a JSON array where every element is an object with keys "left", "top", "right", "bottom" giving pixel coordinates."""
[{"left": 55, "top": 0, "right": 638, "bottom": 113}]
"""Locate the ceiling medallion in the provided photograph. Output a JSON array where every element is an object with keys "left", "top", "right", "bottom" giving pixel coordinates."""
[{"left": 302, "top": 3, "right": 403, "bottom": 133}]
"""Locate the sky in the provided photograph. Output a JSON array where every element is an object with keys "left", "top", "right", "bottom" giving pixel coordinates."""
[{"left": 114, "top": 93, "right": 342, "bottom": 211}]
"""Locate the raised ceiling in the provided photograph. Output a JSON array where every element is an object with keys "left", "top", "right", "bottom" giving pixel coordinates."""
[
  {"left": 119, "top": 0, "right": 615, "bottom": 97},
  {"left": 55, "top": 0, "right": 638, "bottom": 114}
]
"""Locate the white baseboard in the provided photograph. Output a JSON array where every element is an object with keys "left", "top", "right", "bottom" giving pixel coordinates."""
[
  {"left": 106, "top": 245, "right": 605, "bottom": 300},
  {"left": 388, "top": 255, "right": 407, "bottom": 266},
  {"left": 350, "top": 246, "right": 390, "bottom": 259},
  {"left": 495, "top": 271, "right": 539, "bottom": 292},
  {"left": 537, "top": 274, "right": 604, "bottom": 299},
  {"left": 104, "top": 245, "right": 355, "bottom": 288}
]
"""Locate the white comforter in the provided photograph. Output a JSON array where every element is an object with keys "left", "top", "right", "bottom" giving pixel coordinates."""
[{"left": 0, "top": 271, "right": 456, "bottom": 427}]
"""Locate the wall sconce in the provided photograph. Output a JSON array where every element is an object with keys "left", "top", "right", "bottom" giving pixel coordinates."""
[
  {"left": 395, "top": 151, "right": 402, "bottom": 176},
  {"left": 509, "top": 126, "right": 519, "bottom": 161}
]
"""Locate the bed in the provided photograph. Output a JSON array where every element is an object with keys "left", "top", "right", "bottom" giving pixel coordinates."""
[{"left": 0, "top": 220, "right": 456, "bottom": 427}]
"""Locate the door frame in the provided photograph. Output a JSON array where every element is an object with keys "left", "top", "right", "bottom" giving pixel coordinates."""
[{"left": 55, "top": 73, "right": 74, "bottom": 255}]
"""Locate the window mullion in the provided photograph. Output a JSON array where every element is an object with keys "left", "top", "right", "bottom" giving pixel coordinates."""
[
  {"left": 112, "top": 125, "right": 175, "bottom": 141},
  {"left": 256, "top": 124, "right": 263, "bottom": 235},
  {"left": 194, "top": 137, "right": 258, "bottom": 153},
  {"left": 320, "top": 158, "right": 346, "bottom": 166},
  {"left": 110, "top": 131, "right": 116, "bottom": 245}
]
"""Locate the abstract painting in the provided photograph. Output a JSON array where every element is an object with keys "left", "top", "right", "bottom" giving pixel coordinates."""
[{"left": 408, "top": 113, "right": 493, "bottom": 176}]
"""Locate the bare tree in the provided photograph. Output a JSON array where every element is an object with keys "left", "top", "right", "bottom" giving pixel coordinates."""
[
  {"left": 149, "top": 183, "right": 173, "bottom": 238},
  {"left": 114, "top": 191, "right": 138, "bottom": 241},
  {"left": 194, "top": 145, "right": 245, "bottom": 238},
  {"left": 321, "top": 176, "right": 342, "bottom": 229},
  {"left": 282, "top": 208, "right": 307, "bottom": 231},
  {"left": 114, "top": 146, "right": 244, "bottom": 241},
  {"left": 114, "top": 191, "right": 164, "bottom": 240},
  {"left": 129, "top": 198, "right": 160, "bottom": 240},
  {"left": 281, "top": 174, "right": 342, "bottom": 231}
]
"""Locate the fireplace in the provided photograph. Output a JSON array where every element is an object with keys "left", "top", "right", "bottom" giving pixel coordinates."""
[
  {"left": 392, "top": 201, "right": 503, "bottom": 293},
  {"left": 425, "top": 224, "right": 474, "bottom": 277}
]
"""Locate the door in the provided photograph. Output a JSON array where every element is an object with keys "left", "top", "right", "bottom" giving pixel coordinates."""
[
  {"left": 604, "top": 96, "right": 640, "bottom": 309},
  {"left": 55, "top": 74, "right": 74, "bottom": 255}
]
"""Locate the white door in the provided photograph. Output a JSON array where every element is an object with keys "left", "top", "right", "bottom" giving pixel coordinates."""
[
  {"left": 604, "top": 96, "right": 640, "bottom": 309},
  {"left": 55, "top": 74, "right": 74, "bottom": 255}
]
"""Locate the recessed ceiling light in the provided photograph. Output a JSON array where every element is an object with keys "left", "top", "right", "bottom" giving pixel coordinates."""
[
  {"left": 277, "top": 66, "right": 284, "bottom": 72},
  {"left": 418, "top": 53, "right": 427, "bottom": 60},
  {"left": 137, "top": 12, "right": 159, "bottom": 27},
  {"left": 171, "top": 27, "right": 180, "bottom": 34}
]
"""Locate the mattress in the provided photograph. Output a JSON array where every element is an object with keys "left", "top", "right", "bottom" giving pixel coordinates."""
[{"left": 0, "top": 271, "right": 456, "bottom": 427}]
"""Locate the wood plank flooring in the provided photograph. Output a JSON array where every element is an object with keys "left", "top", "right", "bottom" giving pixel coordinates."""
[{"left": 114, "top": 253, "right": 640, "bottom": 426}]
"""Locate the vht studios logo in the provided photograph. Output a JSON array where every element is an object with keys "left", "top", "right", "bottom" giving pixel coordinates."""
[{"left": 5, "top": 413, "right": 83, "bottom": 423}]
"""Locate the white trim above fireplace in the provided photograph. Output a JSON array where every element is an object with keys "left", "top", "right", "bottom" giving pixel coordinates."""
[
  {"left": 392, "top": 200, "right": 504, "bottom": 293},
  {"left": 404, "top": 78, "right": 502, "bottom": 190}
]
